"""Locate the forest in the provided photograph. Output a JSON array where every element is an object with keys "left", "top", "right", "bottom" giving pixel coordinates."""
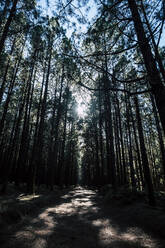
[{"left": 0, "top": 0, "right": 165, "bottom": 247}]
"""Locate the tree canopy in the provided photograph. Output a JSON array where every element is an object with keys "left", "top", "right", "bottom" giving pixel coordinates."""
[{"left": 0, "top": 0, "right": 165, "bottom": 206}]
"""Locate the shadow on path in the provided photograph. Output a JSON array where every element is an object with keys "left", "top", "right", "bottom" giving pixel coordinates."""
[{"left": 1, "top": 187, "right": 165, "bottom": 248}]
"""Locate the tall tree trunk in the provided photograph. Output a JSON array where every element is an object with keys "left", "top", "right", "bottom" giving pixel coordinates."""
[
  {"left": 128, "top": 0, "right": 165, "bottom": 135},
  {"left": 94, "top": 121, "right": 100, "bottom": 186},
  {"left": 30, "top": 43, "right": 52, "bottom": 193},
  {"left": 50, "top": 72, "right": 64, "bottom": 189},
  {"left": 0, "top": 0, "right": 18, "bottom": 55},
  {"left": 0, "top": 36, "right": 16, "bottom": 105},
  {"left": 98, "top": 87, "right": 105, "bottom": 184},
  {"left": 0, "top": 42, "right": 24, "bottom": 138},
  {"left": 0, "top": 0, "right": 10, "bottom": 27},
  {"left": 115, "top": 94, "right": 127, "bottom": 185},
  {"left": 140, "top": 0, "right": 165, "bottom": 82},
  {"left": 129, "top": 100, "right": 144, "bottom": 190},
  {"left": 16, "top": 63, "right": 36, "bottom": 187},
  {"left": 125, "top": 89, "right": 136, "bottom": 189},
  {"left": 103, "top": 76, "right": 116, "bottom": 188},
  {"left": 114, "top": 110, "right": 121, "bottom": 186},
  {"left": 58, "top": 88, "right": 69, "bottom": 186},
  {"left": 150, "top": 93, "right": 165, "bottom": 184},
  {"left": 27, "top": 60, "right": 46, "bottom": 193},
  {"left": 134, "top": 95, "right": 155, "bottom": 206},
  {"left": 46, "top": 80, "right": 58, "bottom": 187}
]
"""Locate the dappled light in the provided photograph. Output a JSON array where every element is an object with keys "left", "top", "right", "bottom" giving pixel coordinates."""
[
  {"left": 98, "top": 225, "right": 157, "bottom": 248},
  {"left": 77, "top": 102, "right": 87, "bottom": 117},
  {"left": 17, "top": 194, "right": 41, "bottom": 202},
  {"left": 2, "top": 187, "right": 164, "bottom": 248},
  {"left": 0, "top": 0, "right": 165, "bottom": 247}
]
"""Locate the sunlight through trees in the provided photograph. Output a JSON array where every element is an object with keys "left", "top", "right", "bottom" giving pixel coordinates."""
[{"left": 0, "top": 0, "right": 165, "bottom": 207}]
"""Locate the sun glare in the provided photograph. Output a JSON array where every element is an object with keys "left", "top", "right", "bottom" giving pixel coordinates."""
[{"left": 77, "top": 102, "right": 86, "bottom": 117}]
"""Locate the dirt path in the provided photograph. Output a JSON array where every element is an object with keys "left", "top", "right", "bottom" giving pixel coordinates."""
[{"left": 1, "top": 187, "right": 165, "bottom": 248}]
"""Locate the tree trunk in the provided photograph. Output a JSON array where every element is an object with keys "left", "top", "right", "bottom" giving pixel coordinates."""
[
  {"left": 98, "top": 86, "right": 105, "bottom": 184},
  {"left": 134, "top": 95, "right": 156, "bottom": 206},
  {"left": 150, "top": 93, "right": 165, "bottom": 184},
  {"left": 140, "top": 0, "right": 165, "bottom": 82},
  {"left": 0, "top": 44, "right": 24, "bottom": 138},
  {"left": 49, "top": 67, "right": 64, "bottom": 189},
  {"left": 0, "top": 0, "right": 18, "bottom": 55},
  {"left": 116, "top": 95, "right": 127, "bottom": 184},
  {"left": 0, "top": 36, "right": 16, "bottom": 105},
  {"left": 128, "top": 0, "right": 165, "bottom": 135},
  {"left": 103, "top": 76, "right": 116, "bottom": 188}
]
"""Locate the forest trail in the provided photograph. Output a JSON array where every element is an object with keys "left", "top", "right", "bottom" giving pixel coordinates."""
[{"left": 1, "top": 187, "right": 165, "bottom": 248}]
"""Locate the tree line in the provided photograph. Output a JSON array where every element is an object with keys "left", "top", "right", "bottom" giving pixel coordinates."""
[{"left": 0, "top": 0, "right": 165, "bottom": 206}]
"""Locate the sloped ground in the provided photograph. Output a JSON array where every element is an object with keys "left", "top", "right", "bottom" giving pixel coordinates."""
[{"left": 0, "top": 187, "right": 165, "bottom": 248}]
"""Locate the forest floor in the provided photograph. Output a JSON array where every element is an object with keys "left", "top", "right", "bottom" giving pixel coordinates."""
[{"left": 1, "top": 186, "right": 165, "bottom": 248}]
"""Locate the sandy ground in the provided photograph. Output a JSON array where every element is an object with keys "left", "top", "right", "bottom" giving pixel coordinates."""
[{"left": 1, "top": 187, "right": 165, "bottom": 248}]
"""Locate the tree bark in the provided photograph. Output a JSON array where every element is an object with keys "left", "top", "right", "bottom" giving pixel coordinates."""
[
  {"left": 128, "top": 0, "right": 165, "bottom": 135},
  {"left": 134, "top": 95, "right": 156, "bottom": 206},
  {"left": 0, "top": 0, "right": 18, "bottom": 55},
  {"left": 150, "top": 93, "right": 165, "bottom": 183}
]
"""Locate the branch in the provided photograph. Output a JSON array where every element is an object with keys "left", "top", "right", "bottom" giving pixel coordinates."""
[
  {"left": 157, "top": 18, "right": 165, "bottom": 47},
  {"left": 90, "top": 0, "right": 123, "bottom": 30},
  {"left": 101, "top": 0, "right": 124, "bottom": 13},
  {"left": 130, "top": 89, "right": 151, "bottom": 96},
  {"left": 78, "top": 81, "right": 130, "bottom": 93},
  {"left": 63, "top": 52, "right": 146, "bottom": 84},
  {"left": 76, "top": 44, "right": 137, "bottom": 58},
  {"left": 59, "top": 0, "right": 73, "bottom": 14},
  {"left": 77, "top": 82, "right": 150, "bottom": 96}
]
